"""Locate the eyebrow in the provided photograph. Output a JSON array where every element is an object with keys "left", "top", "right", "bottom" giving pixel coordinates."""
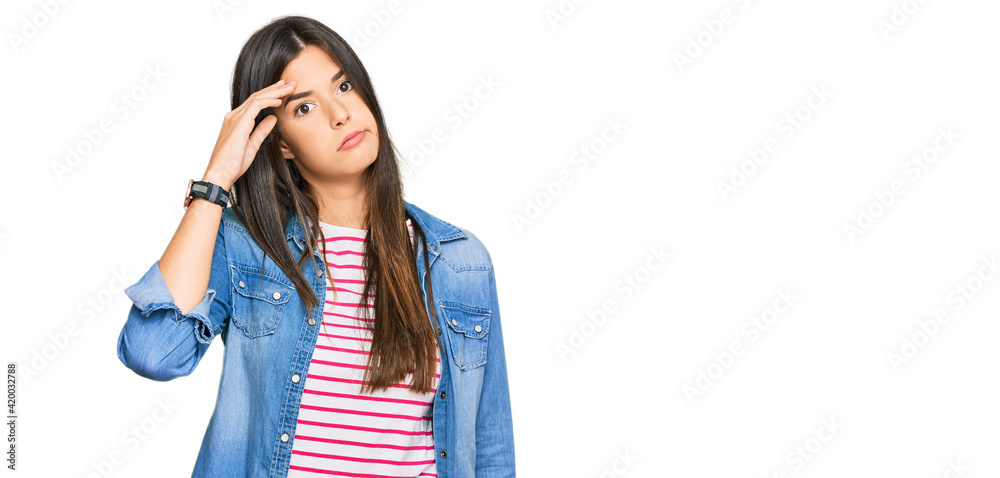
[{"left": 282, "top": 70, "right": 345, "bottom": 112}]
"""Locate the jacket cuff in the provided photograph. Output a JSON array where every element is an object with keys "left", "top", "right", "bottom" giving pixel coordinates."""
[{"left": 124, "top": 260, "right": 220, "bottom": 344}]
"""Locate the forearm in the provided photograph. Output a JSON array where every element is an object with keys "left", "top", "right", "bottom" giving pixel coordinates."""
[{"left": 159, "top": 172, "right": 232, "bottom": 315}]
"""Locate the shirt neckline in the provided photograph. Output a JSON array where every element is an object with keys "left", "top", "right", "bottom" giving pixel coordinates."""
[
  {"left": 316, "top": 220, "right": 367, "bottom": 234},
  {"left": 314, "top": 217, "right": 412, "bottom": 235}
]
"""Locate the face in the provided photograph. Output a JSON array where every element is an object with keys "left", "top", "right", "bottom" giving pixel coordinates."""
[{"left": 274, "top": 44, "right": 379, "bottom": 184}]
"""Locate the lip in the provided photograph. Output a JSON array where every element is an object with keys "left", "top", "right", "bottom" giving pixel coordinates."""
[{"left": 339, "top": 130, "right": 365, "bottom": 151}]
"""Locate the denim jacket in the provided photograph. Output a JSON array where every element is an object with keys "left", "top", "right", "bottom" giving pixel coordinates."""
[{"left": 116, "top": 201, "right": 515, "bottom": 477}]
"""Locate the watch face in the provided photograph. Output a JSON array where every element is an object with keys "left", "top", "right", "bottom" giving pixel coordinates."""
[{"left": 184, "top": 179, "right": 195, "bottom": 210}]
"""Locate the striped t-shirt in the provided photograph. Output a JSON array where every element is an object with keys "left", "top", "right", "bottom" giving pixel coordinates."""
[{"left": 287, "top": 218, "right": 441, "bottom": 477}]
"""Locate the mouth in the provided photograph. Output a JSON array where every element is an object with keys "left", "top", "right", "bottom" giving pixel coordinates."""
[{"left": 339, "top": 130, "right": 365, "bottom": 151}]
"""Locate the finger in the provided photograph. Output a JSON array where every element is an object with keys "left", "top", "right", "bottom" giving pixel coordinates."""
[
  {"left": 246, "top": 114, "right": 277, "bottom": 159},
  {"left": 251, "top": 80, "right": 297, "bottom": 100},
  {"left": 230, "top": 97, "right": 282, "bottom": 130},
  {"left": 237, "top": 85, "right": 294, "bottom": 116},
  {"left": 231, "top": 83, "right": 294, "bottom": 121}
]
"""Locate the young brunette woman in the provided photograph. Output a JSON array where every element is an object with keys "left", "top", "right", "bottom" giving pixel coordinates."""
[{"left": 116, "top": 15, "right": 514, "bottom": 478}]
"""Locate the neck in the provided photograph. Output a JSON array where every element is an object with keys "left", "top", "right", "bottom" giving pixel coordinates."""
[{"left": 312, "top": 177, "right": 367, "bottom": 230}]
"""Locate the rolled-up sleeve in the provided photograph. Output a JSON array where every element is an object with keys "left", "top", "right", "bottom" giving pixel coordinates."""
[
  {"left": 116, "top": 219, "right": 231, "bottom": 382},
  {"left": 475, "top": 249, "right": 516, "bottom": 477}
]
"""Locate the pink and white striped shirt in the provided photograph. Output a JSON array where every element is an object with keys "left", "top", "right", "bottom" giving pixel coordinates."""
[{"left": 287, "top": 218, "right": 441, "bottom": 477}]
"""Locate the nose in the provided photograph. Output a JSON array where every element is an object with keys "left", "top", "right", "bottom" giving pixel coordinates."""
[{"left": 327, "top": 97, "right": 351, "bottom": 128}]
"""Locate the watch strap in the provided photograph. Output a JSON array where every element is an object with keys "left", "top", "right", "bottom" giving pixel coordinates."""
[{"left": 185, "top": 180, "right": 230, "bottom": 209}]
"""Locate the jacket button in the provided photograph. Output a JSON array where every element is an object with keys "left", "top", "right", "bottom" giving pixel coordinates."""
[
  {"left": 439, "top": 391, "right": 446, "bottom": 399},
  {"left": 451, "top": 318, "right": 458, "bottom": 326},
  {"left": 291, "top": 374, "right": 300, "bottom": 383},
  {"left": 439, "top": 449, "right": 447, "bottom": 458},
  {"left": 308, "top": 317, "right": 316, "bottom": 326},
  {"left": 316, "top": 268, "right": 323, "bottom": 277},
  {"left": 238, "top": 280, "right": 245, "bottom": 288},
  {"left": 474, "top": 325, "right": 482, "bottom": 333},
  {"left": 272, "top": 291, "right": 281, "bottom": 300},
  {"left": 280, "top": 433, "right": 289, "bottom": 442}
]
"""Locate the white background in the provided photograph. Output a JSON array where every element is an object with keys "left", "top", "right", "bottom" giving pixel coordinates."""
[{"left": 2, "top": 0, "right": 999, "bottom": 476}]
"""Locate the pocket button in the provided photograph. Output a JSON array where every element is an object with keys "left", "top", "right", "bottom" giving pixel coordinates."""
[
  {"left": 230, "top": 263, "right": 294, "bottom": 338},
  {"left": 440, "top": 301, "right": 491, "bottom": 370}
]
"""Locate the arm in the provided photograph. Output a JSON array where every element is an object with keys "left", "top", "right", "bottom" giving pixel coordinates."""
[
  {"left": 117, "top": 74, "right": 289, "bottom": 379},
  {"left": 475, "top": 253, "right": 516, "bottom": 477},
  {"left": 116, "top": 195, "right": 233, "bottom": 382}
]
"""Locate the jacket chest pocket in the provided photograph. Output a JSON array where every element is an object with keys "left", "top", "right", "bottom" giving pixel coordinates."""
[
  {"left": 229, "top": 262, "right": 295, "bottom": 338},
  {"left": 439, "top": 301, "right": 491, "bottom": 370}
]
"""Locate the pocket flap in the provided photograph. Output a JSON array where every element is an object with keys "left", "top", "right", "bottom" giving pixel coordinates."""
[
  {"left": 440, "top": 301, "right": 491, "bottom": 339},
  {"left": 230, "top": 263, "right": 294, "bottom": 305}
]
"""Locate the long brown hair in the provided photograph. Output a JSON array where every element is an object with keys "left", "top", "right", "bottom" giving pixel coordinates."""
[{"left": 227, "top": 15, "right": 438, "bottom": 395}]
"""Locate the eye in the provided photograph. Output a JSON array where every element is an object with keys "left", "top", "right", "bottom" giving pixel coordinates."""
[
  {"left": 293, "top": 102, "right": 314, "bottom": 117},
  {"left": 291, "top": 80, "right": 353, "bottom": 117}
]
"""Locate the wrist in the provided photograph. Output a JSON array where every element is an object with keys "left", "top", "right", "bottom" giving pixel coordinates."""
[
  {"left": 200, "top": 172, "right": 234, "bottom": 191},
  {"left": 185, "top": 178, "right": 231, "bottom": 210}
]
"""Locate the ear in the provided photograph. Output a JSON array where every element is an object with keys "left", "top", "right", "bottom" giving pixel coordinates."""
[{"left": 277, "top": 133, "right": 295, "bottom": 160}]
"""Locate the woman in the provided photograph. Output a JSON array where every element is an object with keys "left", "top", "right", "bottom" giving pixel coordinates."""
[{"left": 116, "top": 15, "right": 514, "bottom": 478}]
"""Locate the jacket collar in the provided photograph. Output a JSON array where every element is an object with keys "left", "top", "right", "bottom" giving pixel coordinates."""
[{"left": 284, "top": 200, "right": 466, "bottom": 253}]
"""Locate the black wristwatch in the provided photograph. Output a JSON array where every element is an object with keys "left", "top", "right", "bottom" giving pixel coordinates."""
[{"left": 184, "top": 179, "right": 230, "bottom": 210}]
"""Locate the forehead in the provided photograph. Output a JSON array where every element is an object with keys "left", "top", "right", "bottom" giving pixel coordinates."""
[{"left": 281, "top": 44, "right": 341, "bottom": 82}]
